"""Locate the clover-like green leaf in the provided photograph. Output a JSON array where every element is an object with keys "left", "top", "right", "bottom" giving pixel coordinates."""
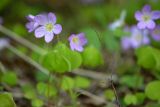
[
  {"left": 61, "top": 76, "right": 75, "bottom": 91},
  {"left": 82, "top": 46, "right": 104, "bottom": 68},
  {"left": 2, "top": 72, "right": 18, "bottom": 86},
  {"left": 0, "top": 93, "right": 16, "bottom": 107},
  {"left": 42, "top": 43, "right": 82, "bottom": 73},
  {"left": 124, "top": 94, "right": 137, "bottom": 105},
  {"left": 145, "top": 81, "right": 160, "bottom": 100}
]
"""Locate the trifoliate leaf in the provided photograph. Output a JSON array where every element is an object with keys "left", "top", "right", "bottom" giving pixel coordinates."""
[
  {"left": 0, "top": 93, "right": 16, "bottom": 107},
  {"left": 82, "top": 46, "right": 104, "bottom": 68},
  {"left": 61, "top": 76, "right": 75, "bottom": 91},
  {"left": 74, "top": 76, "right": 90, "bottom": 89},
  {"left": 124, "top": 94, "right": 137, "bottom": 105},
  {"left": 145, "top": 81, "right": 160, "bottom": 100},
  {"left": 2, "top": 72, "right": 18, "bottom": 86}
]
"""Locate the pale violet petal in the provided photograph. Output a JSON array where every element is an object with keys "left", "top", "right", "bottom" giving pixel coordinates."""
[
  {"left": 142, "top": 5, "right": 151, "bottom": 13},
  {"left": 48, "top": 12, "right": 56, "bottom": 24},
  {"left": 151, "top": 11, "right": 160, "bottom": 19},
  {"left": 34, "top": 26, "right": 45, "bottom": 38},
  {"left": 146, "top": 20, "right": 155, "bottom": 29},
  {"left": 135, "top": 11, "right": 143, "bottom": 21},
  {"left": 75, "top": 45, "right": 83, "bottom": 52},
  {"left": 44, "top": 32, "right": 54, "bottom": 43},
  {"left": 137, "top": 22, "right": 146, "bottom": 29},
  {"left": 53, "top": 24, "right": 62, "bottom": 34},
  {"left": 77, "top": 33, "right": 87, "bottom": 46},
  {"left": 35, "top": 14, "right": 48, "bottom": 25},
  {"left": 68, "top": 34, "right": 75, "bottom": 42}
]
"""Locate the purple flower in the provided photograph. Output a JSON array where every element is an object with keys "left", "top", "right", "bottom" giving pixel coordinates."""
[
  {"left": 150, "top": 25, "right": 160, "bottom": 41},
  {"left": 135, "top": 5, "right": 160, "bottom": 29},
  {"left": 121, "top": 26, "right": 150, "bottom": 50},
  {"left": 26, "top": 12, "right": 62, "bottom": 43},
  {"left": 0, "top": 38, "right": 9, "bottom": 50},
  {"left": 109, "top": 10, "right": 126, "bottom": 31},
  {"left": 26, "top": 15, "right": 39, "bottom": 32},
  {"left": 68, "top": 33, "right": 87, "bottom": 52}
]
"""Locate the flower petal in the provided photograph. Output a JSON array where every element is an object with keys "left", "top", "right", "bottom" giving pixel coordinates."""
[
  {"left": 143, "top": 35, "right": 150, "bottom": 44},
  {"left": 53, "top": 24, "right": 62, "bottom": 34},
  {"left": 146, "top": 20, "right": 155, "bottom": 29},
  {"left": 45, "top": 32, "right": 54, "bottom": 43},
  {"left": 70, "top": 42, "right": 76, "bottom": 51},
  {"left": 135, "top": 11, "right": 142, "bottom": 21},
  {"left": 48, "top": 12, "right": 56, "bottom": 24},
  {"left": 70, "top": 41, "right": 83, "bottom": 52},
  {"left": 26, "top": 22, "right": 34, "bottom": 32},
  {"left": 34, "top": 26, "right": 46, "bottom": 38},
  {"left": 121, "top": 37, "right": 131, "bottom": 50},
  {"left": 75, "top": 45, "right": 83, "bottom": 52},
  {"left": 68, "top": 34, "right": 75, "bottom": 42},
  {"left": 77, "top": 33, "right": 87, "bottom": 46},
  {"left": 151, "top": 25, "right": 160, "bottom": 41},
  {"left": 26, "top": 14, "right": 35, "bottom": 21},
  {"left": 142, "top": 5, "right": 151, "bottom": 13},
  {"left": 151, "top": 11, "right": 160, "bottom": 19},
  {"left": 137, "top": 22, "right": 146, "bottom": 29},
  {"left": 35, "top": 14, "right": 48, "bottom": 25}
]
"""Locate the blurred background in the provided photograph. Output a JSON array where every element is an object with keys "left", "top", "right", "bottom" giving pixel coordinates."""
[{"left": 1, "top": 0, "right": 160, "bottom": 107}]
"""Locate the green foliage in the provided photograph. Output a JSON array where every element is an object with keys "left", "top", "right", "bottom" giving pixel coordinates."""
[
  {"left": 82, "top": 46, "right": 104, "bottom": 68},
  {"left": 11, "top": 24, "right": 27, "bottom": 36},
  {"left": 136, "top": 46, "right": 160, "bottom": 71},
  {"left": 124, "top": 94, "right": 137, "bottom": 105},
  {"left": 112, "top": 28, "right": 130, "bottom": 38},
  {"left": 35, "top": 72, "right": 48, "bottom": 82},
  {"left": 120, "top": 75, "right": 144, "bottom": 89},
  {"left": 0, "top": 93, "right": 16, "bottom": 107},
  {"left": 61, "top": 76, "right": 75, "bottom": 91},
  {"left": 0, "top": 0, "right": 11, "bottom": 11},
  {"left": 42, "top": 43, "right": 82, "bottom": 73},
  {"left": 103, "top": 31, "right": 120, "bottom": 52},
  {"left": 145, "top": 103, "right": 160, "bottom": 107},
  {"left": 1, "top": 72, "right": 18, "bottom": 86},
  {"left": 135, "top": 92, "right": 145, "bottom": 105},
  {"left": 74, "top": 76, "right": 90, "bottom": 89},
  {"left": 37, "top": 82, "right": 57, "bottom": 97},
  {"left": 22, "top": 84, "right": 36, "bottom": 100},
  {"left": 61, "top": 76, "right": 90, "bottom": 91},
  {"left": 31, "top": 99, "right": 44, "bottom": 107},
  {"left": 145, "top": 81, "right": 160, "bottom": 100},
  {"left": 81, "top": 28, "right": 101, "bottom": 50},
  {"left": 104, "top": 89, "right": 115, "bottom": 101}
]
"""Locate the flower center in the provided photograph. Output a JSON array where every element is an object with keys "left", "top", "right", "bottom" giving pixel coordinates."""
[
  {"left": 72, "top": 37, "right": 79, "bottom": 44},
  {"left": 135, "top": 35, "right": 142, "bottom": 42},
  {"left": 143, "top": 15, "right": 150, "bottom": 22},
  {"left": 45, "top": 23, "right": 54, "bottom": 32}
]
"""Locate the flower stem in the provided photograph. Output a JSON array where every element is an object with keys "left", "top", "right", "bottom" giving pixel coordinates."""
[
  {"left": 7, "top": 45, "right": 50, "bottom": 76},
  {"left": 109, "top": 54, "right": 121, "bottom": 107},
  {"left": 47, "top": 72, "right": 52, "bottom": 107},
  {"left": 0, "top": 25, "right": 46, "bottom": 55}
]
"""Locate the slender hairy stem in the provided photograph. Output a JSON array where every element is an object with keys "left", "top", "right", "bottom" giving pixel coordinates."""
[
  {"left": 7, "top": 45, "right": 50, "bottom": 76},
  {"left": 0, "top": 25, "right": 46, "bottom": 55},
  {"left": 109, "top": 54, "right": 121, "bottom": 107},
  {"left": 47, "top": 72, "right": 52, "bottom": 107},
  {"left": 0, "top": 61, "right": 6, "bottom": 73},
  {"left": 93, "top": 29, "right": 121, "bottom": 107}
]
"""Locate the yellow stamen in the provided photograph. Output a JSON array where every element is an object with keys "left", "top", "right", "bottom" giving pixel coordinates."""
[
  {"left": 143, "top": 15, "right": 150, "bottom": 22},
  {"left": 72, "top": 37, "right": 79, "bottom": 43},
  {"left": 45, "top": 23, "right": 54, "bottom": 32}
]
